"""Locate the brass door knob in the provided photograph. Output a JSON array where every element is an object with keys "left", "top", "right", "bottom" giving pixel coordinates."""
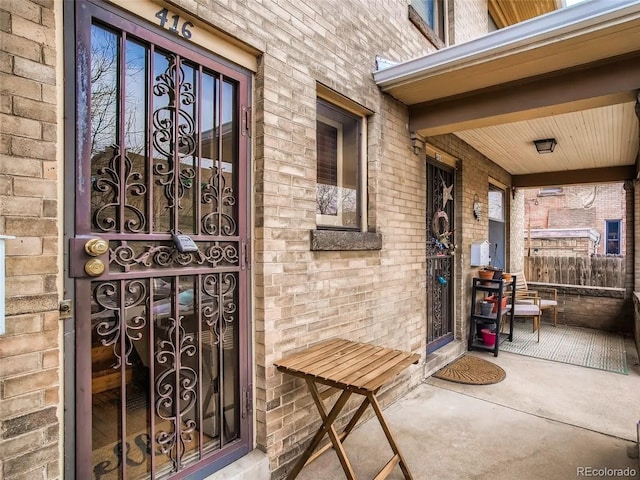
[
  {"left": 84, "top": 258, "right": 105, "bottom": 277},
  {"left": 85, "top": 238, "right": 109, "bottom": 256}
]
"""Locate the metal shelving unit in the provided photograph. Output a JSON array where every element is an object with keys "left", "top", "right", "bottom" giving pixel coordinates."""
[{"left": 467, "top": 276, "right": 516, "bottom": 357}]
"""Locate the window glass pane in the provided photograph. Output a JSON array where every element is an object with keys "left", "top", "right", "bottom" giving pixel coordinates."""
[
  {"left": 316, "top": 99, "right": 361, "bottom": 229},
  {"left": 317, "top": 121, "right": 339, "bottom": 216},
  {"left": 411, "top": 0, "right": 444, "bottom": 39},
  {"left": 606, "top": 220, "right": 620, "bottom": 254},
  {"left": 488, "top": 189, "right": 503, "bottom": 221},
  {"left": 90, "top": 24, "right": 118, "bottom": 158}
]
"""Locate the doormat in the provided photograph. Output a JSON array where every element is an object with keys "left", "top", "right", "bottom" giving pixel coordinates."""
[
  {"left": 499, "top": 322, "right": 628, "bottom": 375},
  {"left": 432, "top": 355, "right": 506, "bottom": 385}
]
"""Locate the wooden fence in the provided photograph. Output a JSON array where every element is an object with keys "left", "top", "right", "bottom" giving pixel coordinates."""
[{"left": 524, "top": 255, "right": 625, "bottom": 288}]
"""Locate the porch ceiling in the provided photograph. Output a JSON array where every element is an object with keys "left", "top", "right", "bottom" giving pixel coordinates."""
[
  {"left": 374, "top": 0, "right": 640, "bottom": 184},
  {"left": 489, "top": 0, "right": 560, "bottom": 29}
]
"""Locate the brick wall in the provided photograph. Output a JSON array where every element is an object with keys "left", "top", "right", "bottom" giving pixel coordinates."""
[
  {"left": 0, "top": 0, "right": 505, "bottom": 478},
  {"left": 163, "top": 0, "right": 460, "bottom": 477},
  {"left": 624, "top": 181, "right": 636, "bottom": 295},
  {"left": 630, "top": 179, "right": 638, "bottom": 355},
  {"left": 633, "top": 103, "right": 639, "bottom": 353},
  {"left": 548, "top": 208, "right": 596, "bottom": 228},
  {"left": 0, "top": 0, "right": 634, "bottom": 478},
  {"left": 529, "top": 283, "right": 631, "bottom": 333},
  {"left": 451, "top": 0, "right": 488, "bottom": 44},
  {"left": 524, "top": 183, "right": 627, "bottom": 255},
  {"left": 527, "top": 237, "right": 596, "bottom": 256},
  {"left": 511, "top": 190, "right": 525, "bottom": 273},
  {"left": 0, "top": 1, "right": 60, "bottom": 479}
]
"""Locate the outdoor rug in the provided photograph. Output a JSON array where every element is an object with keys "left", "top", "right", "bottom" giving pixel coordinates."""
[
  {"left": 433, "top": 355, "right": 506, "bottom": 385},
  {"left": 499, "top": 321, "right": 628, "bottom": 375}
]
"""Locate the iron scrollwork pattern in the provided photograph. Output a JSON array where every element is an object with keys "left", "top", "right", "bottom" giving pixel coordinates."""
[
  {"left": 202, "top": 167, "right": 237, "bottom": 236},
  {"left": 154, "top": 316, "right": 197, "bottom": 471},
  {"left": 110, "top": 241, "right": 239, "bottom": 272},
  {"left": 153, "top": 56, "right": 197, "bottom": 211},
  {"left": 426, "top": 163, "right": 454, "bottom": 348},
  {"left": 202, "top": 273, "right": 237, "bottom": 348},
  {"left": 93, "top": 280, "right": 147, "bottom": 368},
  {"left": 92, "top": 146, "right": 147, "bottom": 233},
  {"left": 427, "top": 256, "right": 452, "bottom": 336}
]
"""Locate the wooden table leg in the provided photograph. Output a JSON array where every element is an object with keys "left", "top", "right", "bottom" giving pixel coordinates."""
[
  {"left": 367, "top": 392, "right": 413, "bottom": 480},
  {"left": 302, "top": 387, "right": 373, "bottom": 469},
  {"left": 339, "top": 392, "right": 372, "bottom": 440},
  {"left": 306, "top": 380, "right": 357, "bottom": 479},
  {"left": 286, "top": 386, "right": 353, "bottom": 480}
]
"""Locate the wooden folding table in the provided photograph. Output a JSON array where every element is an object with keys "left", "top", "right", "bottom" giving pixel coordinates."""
[{"left": 274, "top": 338, "right": 420, "bottom": 480}]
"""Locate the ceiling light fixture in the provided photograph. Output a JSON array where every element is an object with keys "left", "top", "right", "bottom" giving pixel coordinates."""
[{"left": 533, "top": 138, "right": 557, "bottom": 154}]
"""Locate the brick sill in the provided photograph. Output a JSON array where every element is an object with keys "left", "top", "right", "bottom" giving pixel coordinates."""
[{"left": 310, "top": 230, "right": 382, "bottom": 251}]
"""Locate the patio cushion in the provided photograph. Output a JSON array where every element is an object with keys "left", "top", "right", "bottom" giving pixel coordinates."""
[{"left": 511, "top": 304, "right": 540, "bottom": 316}]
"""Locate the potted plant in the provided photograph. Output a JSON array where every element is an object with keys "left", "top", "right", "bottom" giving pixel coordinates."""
[{"left": 478, "top": 269, "right": 494, "bottom": 281}]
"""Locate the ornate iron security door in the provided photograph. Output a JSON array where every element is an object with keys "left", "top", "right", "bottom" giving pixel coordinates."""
[
  {"left": 426, "top": 161, "right": 455, "bottom": 353},
  {"left": 69, "top": 3, "right": 251, "bottom": 479}
]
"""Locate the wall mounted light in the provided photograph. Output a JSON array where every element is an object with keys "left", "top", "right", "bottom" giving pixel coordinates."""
[
  {"left": 473, "top": 194, "right": 481, "bottom": 221},
  {"left": 533, "top": 138, "right": 557, "bottom": 154}
]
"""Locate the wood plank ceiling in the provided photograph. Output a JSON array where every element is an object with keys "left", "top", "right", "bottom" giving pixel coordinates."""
[
  {"left": 489, "top": 0, "right": 559, "bottom": 29},
  {"left": 460, "top": 3, "right": 639, "bottom": 183},
  {"left": 384, "top": 3, "right": 640, "bottom": 183},
  {"left": 454, "top": 101, "right": 639, "bottom": 177}
]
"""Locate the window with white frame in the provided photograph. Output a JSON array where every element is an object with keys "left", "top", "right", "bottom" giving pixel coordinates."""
[
  {"left": 316, "top": 98, "right": 363, "bottom": 229},
  {"left": 409, "top": 0, "right": 446, "bottom": 44}
]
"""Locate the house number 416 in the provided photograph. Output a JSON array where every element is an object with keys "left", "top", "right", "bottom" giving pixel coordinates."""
[{"left": 155, "top": 8, "right": 194, "bottom": 39}]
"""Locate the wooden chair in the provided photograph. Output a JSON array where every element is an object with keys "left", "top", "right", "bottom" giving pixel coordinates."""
[
  {"left": 513, "top": 271, "right": 558, "bottom": 326},
  {"left": 512, "top": 291, "right": 541, "bottom": 342}
]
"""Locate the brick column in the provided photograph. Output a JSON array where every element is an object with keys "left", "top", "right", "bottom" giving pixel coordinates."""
[
  {"left": 0, "top": 1, "right": 61, "bottom": 479},
  {"left": 624, "top": 180, "right": 636, "bottom": 297},
  {"left": 633, "top": 91, "right": 640, "bottom": 355},
  {"left": 627, "top": 90, "right": 640, "bottom": 292}
]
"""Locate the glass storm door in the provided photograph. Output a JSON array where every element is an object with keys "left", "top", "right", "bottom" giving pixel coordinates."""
[
  {"left": 68, "top": 3, "right": 251, "bottom": 479},
  {"left": 426, "top": 160, "right": 455, "bottom": 353}
]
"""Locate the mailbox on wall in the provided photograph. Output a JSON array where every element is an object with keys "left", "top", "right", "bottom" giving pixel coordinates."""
[{"left": 470, "top": 240, "right": 490, "bottom": 267}]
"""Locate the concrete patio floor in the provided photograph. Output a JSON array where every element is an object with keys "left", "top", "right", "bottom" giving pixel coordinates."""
[{"left": 295, "top": 338, "right": 640, "bottom": 480}]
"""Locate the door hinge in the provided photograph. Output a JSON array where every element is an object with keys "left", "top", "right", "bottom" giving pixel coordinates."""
[
  {"left": 242, "top": 384, "right": 253, "bottom": 419},
  {"left": 242, "top": 105, "right": 252, "bottom": 137}
]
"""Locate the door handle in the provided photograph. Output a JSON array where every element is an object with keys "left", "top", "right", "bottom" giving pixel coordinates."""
[{"left": 84, "top": 238, "right": 109, "bottom": 256}]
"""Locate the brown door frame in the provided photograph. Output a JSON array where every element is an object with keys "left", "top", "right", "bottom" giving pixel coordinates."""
[
  {"left": 425, "top": 158, "right": 455, "bottom": 354},
  {"left": 63, "top": 1, "right": 253, "bottom": 478}
]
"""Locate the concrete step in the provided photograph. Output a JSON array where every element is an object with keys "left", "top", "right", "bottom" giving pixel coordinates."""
[
  {"left": 204, "top": 449, "right": 270, "bottom": 480},
  {"left": 423, "top": 339, "right": 465, "bottom": 378}
]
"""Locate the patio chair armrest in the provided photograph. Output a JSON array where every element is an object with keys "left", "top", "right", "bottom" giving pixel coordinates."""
[
  {"left": 514, "top": 291, "right": 540, "bottom": 305},
  {"left": 515, "top": 289, "right": 539, "bottom": 297}
]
